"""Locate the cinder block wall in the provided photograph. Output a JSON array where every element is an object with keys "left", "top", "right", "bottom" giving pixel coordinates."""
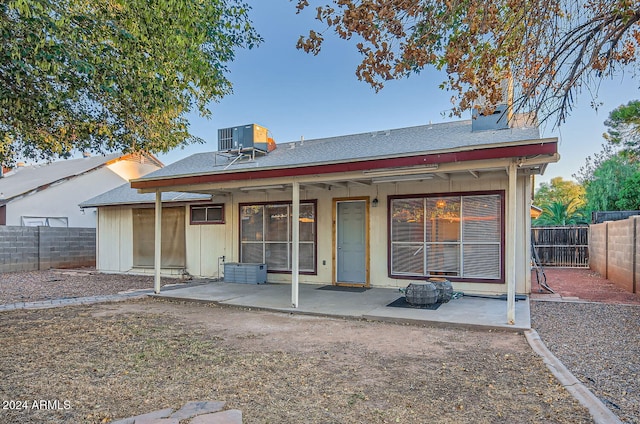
[
  {"left": 0, "top": 226, "right": 96, "bottom": 273},
  {"left": 606, "top": 220, "right": 635, "bottom": 292},
  {"left": 0, "top": 227, "right": 39, "bottom": 272},
  {"left": 589, "top": 224, "right": 607, "bottom": 277},
  {"left": 589, "top": 217, "right": 639, "bottom": 293}
]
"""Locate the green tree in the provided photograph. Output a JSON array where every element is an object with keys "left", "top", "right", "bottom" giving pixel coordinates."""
[
  {"left": 603, "top": 100, "right": 640, "bottom": 158},
  {"left": 583, "top": 153, "right": 640, "bottom": 212},
  {"left": 532, "top": 201, "right": 587, "bottom": 226},
  {"left": 615, "top": 172, "right": 640, "bottom": 210},
  {"left": 295, "top": 0, "right": 639, "bottom": 125},
  {"left": 534, "top": 177, "right": 585, "bottom": 210},
  {"left": 1, "top": 0, "right": 261, "bottom": 164}
]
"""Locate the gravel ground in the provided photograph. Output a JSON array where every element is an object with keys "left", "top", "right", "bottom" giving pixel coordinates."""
[
  {"left": 0, "top": 269, "right": 177, "bottom": 304},
  {"left": 531, "top": 301, "right": 640, "bottom": 423}
]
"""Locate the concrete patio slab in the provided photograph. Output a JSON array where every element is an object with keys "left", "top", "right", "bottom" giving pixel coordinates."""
[{"left": 152, "top": 281, "right": 530, "bottom": 331}]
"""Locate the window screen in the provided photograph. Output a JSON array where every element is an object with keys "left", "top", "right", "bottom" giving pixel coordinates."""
[
  {"left": 132, "top": 207, "right": 186, "bottom": 268},
  {"left": 390, "top": 193, "right": 502, "bottom": 281},
  {"left": 240, "top": 202, "right": 316, "bottom": 272},
  {"left": 190, "top": 204, "right": 224, "bottom": 224}
]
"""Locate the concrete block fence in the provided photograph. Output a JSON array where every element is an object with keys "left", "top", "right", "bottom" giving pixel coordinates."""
[
  {"left": 0, "top": 226, "right": 95, "bottom": 273},
  {"left": 589, "top": 216, "right": 640, "bottom": 293}
]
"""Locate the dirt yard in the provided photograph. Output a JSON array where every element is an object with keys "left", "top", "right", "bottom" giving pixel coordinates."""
[{"left": 0, "top": 298, "right": 591, "bottom": 424}]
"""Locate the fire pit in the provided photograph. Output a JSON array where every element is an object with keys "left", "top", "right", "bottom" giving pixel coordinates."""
[
  {"left": 430, "top": 278, "right": 453, "bottom": 303},
  {"left": 405, "top": 282, "right": 438, "bottom": 306},
  {"left": 404, "top": 278, "right": 453, "bottom": 306}
]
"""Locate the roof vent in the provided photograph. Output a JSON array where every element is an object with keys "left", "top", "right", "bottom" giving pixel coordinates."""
[{"left": 217, "top": 124, "right": 276, "bottom": 153}]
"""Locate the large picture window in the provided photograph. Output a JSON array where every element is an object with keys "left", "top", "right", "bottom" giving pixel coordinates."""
[
  {"left": 240, "top": 201, "right": 317, "bottom": 273},
  {"left": 390, "top": 192, "right": 503, "bottom": 281}
]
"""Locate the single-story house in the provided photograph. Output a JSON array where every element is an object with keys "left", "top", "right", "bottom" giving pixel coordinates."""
[
  {"left": 0, "top": 152, "right": 162, "bottom": 227},
  {"left": 85, "top": 118, "right": 558, "bottom": 324}
]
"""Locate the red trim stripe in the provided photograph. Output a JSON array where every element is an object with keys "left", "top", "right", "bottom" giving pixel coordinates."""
[{"left": 132, "top": 142, "right": 557, "bottom": 190}]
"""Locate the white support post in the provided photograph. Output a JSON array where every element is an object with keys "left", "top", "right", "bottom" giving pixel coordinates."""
[
  {"left": 507, "top": 162, "right": 517, "bottom": 324},
  {"left": 291, "top": 181, "right": 300, "bottom": 308},
  {"left": 154, "top": 190, "right": 162, "bottom": 294}
]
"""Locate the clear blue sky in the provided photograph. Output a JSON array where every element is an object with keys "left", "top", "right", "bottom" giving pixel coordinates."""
[{"left": 157, "top": 1, "right": 640, "bottom": 188}]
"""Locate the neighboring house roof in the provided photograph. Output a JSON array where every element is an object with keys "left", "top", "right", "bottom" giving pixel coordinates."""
[
  {"left": 132, "top": 120, "right": 556, "bottom": 190},
  {"left": 0, "top": 152, "right": 164, "bottom": 205},
  {"left": 79, "top": 183, "right": 212, "bottom": 208},
  {"left": 531, "top": 205, "right": 543, "bottom": 219}
]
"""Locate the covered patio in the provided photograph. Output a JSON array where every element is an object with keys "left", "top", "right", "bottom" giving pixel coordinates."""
[
  {"left": 87, "top": 119, "right": 562, "bottom": 328},
  {"left": 152, "top": 280, "right": 531, "bottom": 331}
]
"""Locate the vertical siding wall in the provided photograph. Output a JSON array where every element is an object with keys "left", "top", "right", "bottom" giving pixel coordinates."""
[
  {"left": 0, "top": 226, "right": 96, "bottom": 272},
  {"left": 94, "top": 171, "right": 531, "bottom": 294},
  {"left": 590, "top": 216, "right": 639, "bottom": 293}
]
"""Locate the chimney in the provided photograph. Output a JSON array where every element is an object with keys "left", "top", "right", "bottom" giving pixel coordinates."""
[
  {"left": 82, "top": 152, "right": 91, "bottom": 158},
  {"left": 472, "top": 79, "right": 513, "bottom": 132}
]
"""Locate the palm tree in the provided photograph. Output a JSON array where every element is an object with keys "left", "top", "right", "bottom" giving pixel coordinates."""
[{"left": 533, "top": 201, "right": 588, "bottom": 226}]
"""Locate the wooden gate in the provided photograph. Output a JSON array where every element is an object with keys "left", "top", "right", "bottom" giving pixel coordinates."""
[{"left": 531, "top": 226, "right": 589, "bottom": 267}]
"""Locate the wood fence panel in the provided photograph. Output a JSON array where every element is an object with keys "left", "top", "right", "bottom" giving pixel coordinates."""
[{"left": 532, "top": 226, "right": 589, "bottom": 267}]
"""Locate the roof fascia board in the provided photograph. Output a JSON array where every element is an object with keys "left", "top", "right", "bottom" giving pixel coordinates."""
[
  {"left": 134, "top": 156, "right": 551, "bottom": 194},
  {"left": 82, "top": 198, "right": 216, "bottom": 209},
  {"left": 132, "top": 140, "right": 558, "bottom": 191}
]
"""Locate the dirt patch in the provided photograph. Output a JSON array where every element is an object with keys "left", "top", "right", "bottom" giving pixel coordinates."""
[
  {"left": 531, "top": 268, "right": 640, "bottom": 305},
  {"left": 0, "top": 298, "right": 591, "bottom": 423}
]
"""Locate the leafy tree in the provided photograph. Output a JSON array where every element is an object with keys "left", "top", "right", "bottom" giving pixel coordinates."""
[
  {"left": 573, "top": 142, "right": 617, "bottom": 185},
  {"left": 534, "top": 177, "right": 585, "bottom": 210},
  {"left": 583, "top": 153, "right": 640, "bottom": 212},
  {"left": 295, "top": 0, "right": 640, "bottom": 125},
  {"left": 603, "top": 100, "right": 640, "bottom": 158},
  {"left": 1, "top": 0, "right": 261, "bottom": 165},
  {"left": 615, "top": 172, "right": 640, "bottom": 210},
  {"left": 532, "top": 201, "right": 587, "bottom": 226}
]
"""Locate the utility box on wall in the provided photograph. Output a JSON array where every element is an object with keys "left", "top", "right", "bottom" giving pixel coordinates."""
[{"left": 223, "top": 262, "right": 267, "bottom": 284}]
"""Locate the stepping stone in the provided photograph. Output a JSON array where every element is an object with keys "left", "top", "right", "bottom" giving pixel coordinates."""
[
  {"left": 110, "top": 408, "right": 173, "bottom": 424},
  {"left": 190, "top": 410, "right": 242, "bottom": 424},
  {"left": 170, "top": 401, "right": 226, "bottom": 420},
  {"left": 136, "top": 418, "right": 179, "bottom": 424}
]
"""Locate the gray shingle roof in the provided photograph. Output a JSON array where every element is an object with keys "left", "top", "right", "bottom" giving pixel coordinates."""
[
  {"left": 79, "top": 182, "right": 211, "bottom": 208},
  {"left": 139, "top": 120, "right": 542, "bottom": 181}
]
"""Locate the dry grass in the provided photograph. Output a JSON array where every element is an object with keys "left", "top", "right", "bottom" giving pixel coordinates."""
[{"left": 0, "top": 299, "right": 592, "bottom": 424}]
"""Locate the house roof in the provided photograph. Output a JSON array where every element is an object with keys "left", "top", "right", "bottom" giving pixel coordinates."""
[
  {"left": 131, "top": 120, "right": 557, "bottom": 191},
  {"left": 79, "top": 182, "right": 212, "bottom": 208},
  {"left": 0, "top": 153, "right": 123, "bottom": 202}
]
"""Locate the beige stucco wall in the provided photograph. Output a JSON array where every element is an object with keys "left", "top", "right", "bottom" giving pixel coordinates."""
[{"left": 96, "top": 170, "right": 532, "bottom": 295}]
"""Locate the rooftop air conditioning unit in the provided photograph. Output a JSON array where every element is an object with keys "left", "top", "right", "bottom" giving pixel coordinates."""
[{"left": 217, "top": 124, "right": 276, "bottom": 152}]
